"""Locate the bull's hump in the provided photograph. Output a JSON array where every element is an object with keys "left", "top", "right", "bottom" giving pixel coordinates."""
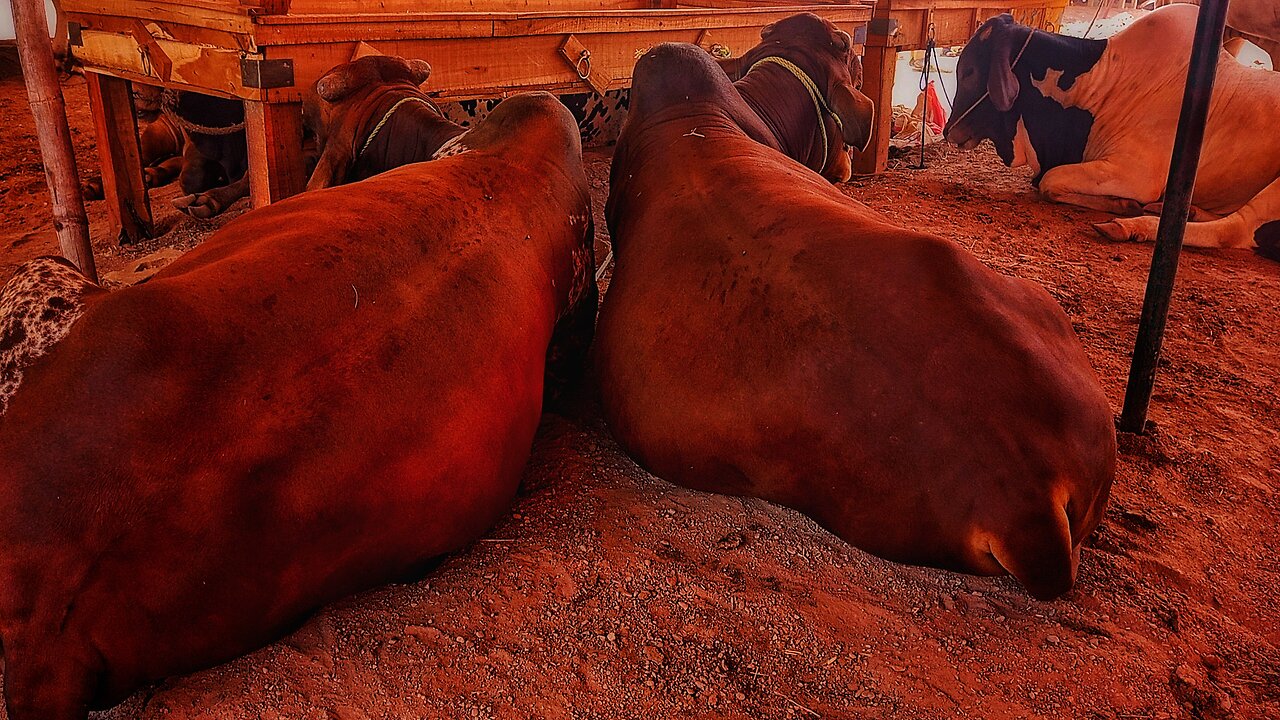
[{"left": 0, "top": 257, "right": 101, "bottom": 417}]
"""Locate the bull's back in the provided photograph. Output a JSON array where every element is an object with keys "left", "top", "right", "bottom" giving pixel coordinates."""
[
  {"left": 0, "top": 155, "right": 572, "bottom": 697},
  {"left": 600, "top": 136, "right": 1113, "bottom": 560}
]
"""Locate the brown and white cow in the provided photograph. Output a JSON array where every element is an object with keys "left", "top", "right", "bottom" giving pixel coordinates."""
[
  {"left": 0, "top": 91, "right": 595, "bottom": 720},
  {"left": 308, "top": 55, "right": 467, "bottom": 189},
  {"left": 716, "top": 13, "right": 875, "bottom": 182},
  {"left": 595, "top": 42, "right": 1116, "bottom": 601},
  {"left": 943, "top": 6, "right": 1280, "bottom": 254}
]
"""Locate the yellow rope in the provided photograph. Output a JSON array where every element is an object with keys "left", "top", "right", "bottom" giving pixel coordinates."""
[{"left": 746, "top": 56, "right": 843, "bottom": 171}]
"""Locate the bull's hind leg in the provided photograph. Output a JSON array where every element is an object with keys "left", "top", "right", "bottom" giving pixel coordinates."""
[
  {"left": 1095, "top": 175, "right": 1280, "bottom": 251},
  {"left": 1037, "top": 161, "right": 1161, "bottom": 216}
]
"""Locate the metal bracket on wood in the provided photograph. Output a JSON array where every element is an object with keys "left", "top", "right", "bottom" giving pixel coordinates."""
[
  {"left": 130, "top": 21, "right": 173, "bottom": 82},
  {"left": 67, "top": 22, "right": 83, "bottom": 47},
  {"left": 559, "top": 35, "right": 611, "bottom": 96},
  {"left": 241, "top": 57, "right": 295, "bottom": 89},
  {"left": 867, "top": 18, "right": 899, "bottom": 37}
]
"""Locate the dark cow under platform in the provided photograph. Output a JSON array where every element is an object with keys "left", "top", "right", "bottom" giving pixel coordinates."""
[
  {"left": 0, "top": 92, "right": 595, "bottom": 720},
  {"left": 595, "top": 43, "right": 1116, "bottom": 601}
]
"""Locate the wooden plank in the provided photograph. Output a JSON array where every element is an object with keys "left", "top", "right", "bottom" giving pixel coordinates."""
[
  {"left": 61, "top": 0, "right": 252, "bottom": 34},
  {"left": 284, "top": 0, "right": 648, "bottom": 13},
  {"left": 86, "top": 72, "right": 153, "bottom": 243},
  {"left": 68, "top": 13, "right": 255, "bottom": 52},
  {"left": 265, "top": 22, "right": 787, "bottom": 102},
  {"left": 851, "top": 40, "right": 897, "bottom": 175},
  {"left": 494, "top": 6, "right": 871, "bottom": 36},
  {"left": 244, "top": 100, "right": 305, "bottom": 207},
  {"left": 76, "top": 29, "right": 256, "bottom": 97}
]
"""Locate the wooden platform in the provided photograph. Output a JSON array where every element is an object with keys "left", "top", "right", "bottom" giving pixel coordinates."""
[{"left": 62, "top": 0, "right": 1062, "bottom": 241}]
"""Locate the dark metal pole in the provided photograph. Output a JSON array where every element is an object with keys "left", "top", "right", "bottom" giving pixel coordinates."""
[{"left": 1118, "top": 0, "right": 1230, "bottom": 434}]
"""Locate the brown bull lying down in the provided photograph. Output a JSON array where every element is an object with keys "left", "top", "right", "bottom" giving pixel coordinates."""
[
  {"left": 595, "top": 43, "right": 1116, "bottom": 601},
  {"left": 308, "top": 55, "right": 467, "bottom": 189},
  {"left": 0, "top": 92, "right": 596, "bottom": 720},
  {"left": 715, "top": 13, "right": 874, "bottom": 182}
]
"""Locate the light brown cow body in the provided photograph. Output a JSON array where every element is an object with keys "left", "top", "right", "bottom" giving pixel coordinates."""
[
  {"left": 0, "top": 92, "right": 595, "bottom": 720},
  {"left": 596, "top": 43, "right": 1116, "bottom": 601}
]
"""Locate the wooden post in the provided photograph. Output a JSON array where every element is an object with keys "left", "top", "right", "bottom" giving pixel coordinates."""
[
  {"left": 852, "top": 10, "right": 900, "bottom": 175},
  {"left": 245, "top": 100, "right": 306, "bottom": 208},
  {"left": 10, "top": 0, "right": 98, "bottom": 282},
  {"left": 86, "top": 72, "right": 153, "bottom": 244},
  {"left": 1119, "top": 0, "right": 1231, "bottom": 434}
]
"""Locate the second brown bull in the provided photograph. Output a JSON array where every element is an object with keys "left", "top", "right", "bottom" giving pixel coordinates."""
[{"left": 594, "top": 42, "right": 1116, "bottom": 600}]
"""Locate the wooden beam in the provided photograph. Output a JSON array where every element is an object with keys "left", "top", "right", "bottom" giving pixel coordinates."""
[
  {"left": 244, "top": 100, "right": 305, "bottom": 208},
  {"left": 853, "top": 1, "right": 899, "bottom": 175},
  {"left": 86, "top": 72, "right": 153, "bottom": 244},
  {"left": 11, "top": 0, "right": 98, "bottom": 282}
]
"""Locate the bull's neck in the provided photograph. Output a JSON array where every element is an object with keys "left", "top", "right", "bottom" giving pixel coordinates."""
[
  {"left": 735, "top": 63, "right": 826, "bottom": 172},
  {"left": 1003, "top": 29, "right": 1107, "bottom": 182},
  {"left": 355, "top": 94, "right": 464, "bottom": 180}
]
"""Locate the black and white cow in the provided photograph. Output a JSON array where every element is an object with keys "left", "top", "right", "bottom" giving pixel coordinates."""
[{"left": 944, "top": 5, "right": 1280, "bottom": 255}]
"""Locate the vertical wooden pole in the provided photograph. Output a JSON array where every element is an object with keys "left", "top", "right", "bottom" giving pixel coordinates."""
[
  {"left": 10, "top": 0, "right": 98, "bottom": 282},
  {"left": 86, "top": 72, "right": 153, "bottom": 244},
  {"left": 244, "top": 100, "right": 306, "bottom": 208},
  {"left": 1119, "top": 0, "right": 1231, "bottom": 434},
  {"left": 852, "top": 8, "right": 899, "bottom": 175}
]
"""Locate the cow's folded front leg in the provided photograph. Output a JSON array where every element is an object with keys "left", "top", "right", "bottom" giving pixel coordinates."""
[
  {"left": 172, "top": 174, "right": 250, "bottom": 219},
  {"left": 1141, "top": 201, "right": 1222, "bottom": 222},
  {"left": 1097, "top": 175, "right": 1280, "bottom": 250},
  {"left": 145, "top": 155, "right": 185, "bottom": 189},
  {"left": 1037, "top": 161, "right": 1156, "bottom": 216}
]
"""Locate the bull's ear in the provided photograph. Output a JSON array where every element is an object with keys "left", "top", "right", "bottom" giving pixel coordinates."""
[
  {"left": 987, "top": 23, "right": 1022, "bottom": 112},
  {"left": 408, "top": 59, "right": 432, "bottom": 86},
  {"left": 760, "top": 22, "right": 777, "bottom": 39},
  {"left": 833, "top": 29, "right": 852, "bottom": 52},
  {"left": 829, "top": 82, "right": 875, "bottom": 153}
]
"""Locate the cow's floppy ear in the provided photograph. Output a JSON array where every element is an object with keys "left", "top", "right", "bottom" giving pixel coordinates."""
[
  {"left": 833, "top": 29, "right": 852, "bottom": 52},
  {"left": 987, "top": 21, "right": 1021, "bottom": 112},
  {"left": 408, "top": 59, "right": 432, "bottom": 86},
  {"left": 760, "top": 22, "right": 777, "bottom": 39},
  {"left": 829, "top": 82, "right": 875, "bottom": 153}
]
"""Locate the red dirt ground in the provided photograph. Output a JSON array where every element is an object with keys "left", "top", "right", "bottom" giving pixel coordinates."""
[{"left": 0, "top": 73, "right": 1277, "bottom": 720}]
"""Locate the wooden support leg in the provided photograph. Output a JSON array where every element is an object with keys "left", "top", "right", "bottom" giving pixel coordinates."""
[
  {"left": 245, "top": 101, "right": 305, "bottom": 208},
  {"left": 86, "top": 72, "right": 153, "bottom": 244},
  {"left": 852, "top": 41, "right": 899, "bottom": 176}
]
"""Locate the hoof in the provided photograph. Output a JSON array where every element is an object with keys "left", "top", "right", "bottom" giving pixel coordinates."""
[
  {"left": 172, "top": 195, "right": 218, "bottom": 219},
  {"left": 1093, "top": 221, "right": 1132, "bottom": 243}
]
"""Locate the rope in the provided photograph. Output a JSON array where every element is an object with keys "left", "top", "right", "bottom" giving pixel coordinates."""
[
  {"left": 358, "top": 96, "right": 442, "bottom": 160},
  {"left": 916, "top": 37, "right": 936, "bottom": 168},
  {"left": 946, "top": 28, "right": 1036, "bottom": 130},
  {"left": 745, "top": 56, "right": 843, "bottom": 174},
  {"left": 160, "top": 90, "right": 244, "bottom": 136}
]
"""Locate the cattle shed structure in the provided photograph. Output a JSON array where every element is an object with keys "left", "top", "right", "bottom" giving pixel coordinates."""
[{"left": 60, "top": 0, "right": 1066, "bottom": 243}]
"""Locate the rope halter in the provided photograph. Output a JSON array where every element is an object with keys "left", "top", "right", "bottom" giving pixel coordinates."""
[
  {"left": 358, "top": 95, "right": 444, "bottom": 160},
  {"left": 948, "top": 28, "right": 1036, "bottom": 129},
  {"left": 745, "top": 55, "right": 843, "bottom": 174}
]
